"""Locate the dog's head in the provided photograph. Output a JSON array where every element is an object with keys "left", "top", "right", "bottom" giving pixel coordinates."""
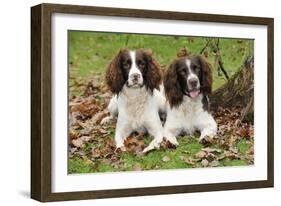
[
  {"left": 164, "top": 55, "right": 213, "bottom": 107},
  {"left": 105, "top": 49, "right": 162, "bottom": 94}
]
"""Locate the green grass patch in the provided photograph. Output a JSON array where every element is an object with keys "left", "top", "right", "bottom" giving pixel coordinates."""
[
  {"left": 68, "top": 31, "right": 253, "bottom": 91},
  {"left": 237, "top": 139, "right": 251, "bottom": 155},
  {"left": 221, "top": 159, "right": 247, "bottom": 166},
  {"left": 69, "top": 136, "right": 252, "bottom": 173},
  {"left": 68, "top": 157, "right": 95, "bottom": 174}
]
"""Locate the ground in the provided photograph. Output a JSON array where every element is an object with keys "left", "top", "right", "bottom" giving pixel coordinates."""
[{"left": 68, "top": 31, "right": 254, "bottom": 173}]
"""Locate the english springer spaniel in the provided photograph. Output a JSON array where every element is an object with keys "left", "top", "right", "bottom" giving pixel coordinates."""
[
  {"left": 163, "top": 55, "right": 217, "bottom": 146},
  {"left": 103, "top": 49, "right": 166, "bottom": 153}
]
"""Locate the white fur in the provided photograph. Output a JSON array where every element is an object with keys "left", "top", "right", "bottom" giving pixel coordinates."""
[
  {"left": 164, "top": 94, "right": 217, "bottom": 145},
  {"left": 127, "top": 51, "right": 144, "bottom": 87},
  {"left": 103, "top": 86, "right": 166, "bottom": 153},
  {"left": 102, "top": 51, "right": 166, "bottom": 152},
  {"left": 114, "top": 86, "right": 165, "bottom": 152},
  {"left": 186, "top": 59, "right": 200, "bottom": 90}
]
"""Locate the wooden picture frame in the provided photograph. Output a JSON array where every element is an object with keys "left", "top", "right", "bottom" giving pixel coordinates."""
[{"left": 31, "top": 3, "right": 274, "bottom": 202}]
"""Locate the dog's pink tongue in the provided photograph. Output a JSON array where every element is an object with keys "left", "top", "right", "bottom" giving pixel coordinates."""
[{"left": 190, "top": 90, "right": 199, "bottom": 98}]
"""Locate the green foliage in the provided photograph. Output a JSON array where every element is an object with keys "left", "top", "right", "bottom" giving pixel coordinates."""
[
  {"left": 69, "top": 136, "right": 250, "bottom": 173},
  {"left": 221, "top": 159, "right": 247, "bottom": 166},
  {"left": 237, "top": 139, "right": 251, "bottom": 155},
  {"left": 68, "top": 157, "right": 95, "bottom": 173},
  {"left": 68, "top": 31, "right": 253, "bottom": 90},
  {"left": 118, "top": 138, "right": 200, "bottom": 171}
]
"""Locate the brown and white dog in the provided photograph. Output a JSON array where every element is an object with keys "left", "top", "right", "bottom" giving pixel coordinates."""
[
  {"left": 102, "top": 49, "right": 166, "bottom": 152},
  {"left": 163, "top": 55, "right": 217, "bottom": 145}
]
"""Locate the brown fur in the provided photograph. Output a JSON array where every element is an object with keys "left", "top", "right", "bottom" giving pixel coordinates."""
[
  {"left": 141, "top": 49, "right": 162, "bottom": 92},
  {"left": 164, "top": 55, "right": 213, "bottom": 108},
  {"left": 105, "top": 49, "right": 127, "bottom": 94},
  {"left": 105, "top": 48, "right": 162, "bottom": 94},
  {"left": 197, "top": 56, "right": 213, "bottom": 95},
  {"left": 164, "top": 59, "right": 184, "bottom": 108}
]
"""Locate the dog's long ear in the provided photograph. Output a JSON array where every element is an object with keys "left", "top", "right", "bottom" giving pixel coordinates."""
[
  {"left": 144, "top": 49, "right": 161, "bottom": 92},
  {"left": 198, "top": 56, "right": 213, "bottom": 95},
  {"left": 164, "top": 60, "right": 183, "bottom": 108},
  {"left": 105, "top": 49, "right": 126, "bottom": 94}
]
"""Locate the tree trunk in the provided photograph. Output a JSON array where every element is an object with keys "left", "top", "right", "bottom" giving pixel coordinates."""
[{"left": 211, "top": 56, "right": 254, "bottom": 123}]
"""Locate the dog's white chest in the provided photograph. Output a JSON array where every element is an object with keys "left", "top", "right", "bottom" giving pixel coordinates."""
[
  {"left": 177, "top": 95, "right": 204, "bottom": 132},
  {"left": 119, "top": 87, "right": 149, "bottom": 128}
]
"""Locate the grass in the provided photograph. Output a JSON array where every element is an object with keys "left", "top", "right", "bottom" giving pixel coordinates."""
[
  {"left": 69, "top": 138, "right": 201, "bottom": 173},
  {"left": 69, "top": 157, "right": 95, "bottom": 173},
  {"left": 68, "top": 137, "right": 251, "bottom": 173},
  {"left": 68, "top": 31, "right": 254, "bottom": 173},
  {"left": 237, "top": 139, "right": 251, "bottom": 155},
  {"left": 69, "top": 31, "right": 254, "bottom": 91}
]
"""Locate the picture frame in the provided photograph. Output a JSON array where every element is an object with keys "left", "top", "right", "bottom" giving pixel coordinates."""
[{"left": 31, "top": 3, "right": 274, "bottom": 202}]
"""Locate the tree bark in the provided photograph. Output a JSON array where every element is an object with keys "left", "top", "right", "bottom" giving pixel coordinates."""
[{"left": 211, "top": 56, "right": 254, "bottom": 123}]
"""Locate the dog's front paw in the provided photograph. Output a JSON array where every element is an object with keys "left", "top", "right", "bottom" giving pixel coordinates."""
[
  {"left": 143, "top": 139, "right": 161, "bottom": 153},
  {"left": 115, "top": 146, "right": 126, "bottom": 153},
  {"left": 199, "top": 137, "right": 208, "bottom": 145},
  {"left": 165, "top": 136, "right": 179, "bottom": 146},
  {"left": 199, "top": 133, "right": 215, "bottom": 144}
]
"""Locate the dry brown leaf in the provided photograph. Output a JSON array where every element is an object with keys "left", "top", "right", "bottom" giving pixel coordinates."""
[
  {"left": 98, "top": 128, "right": 109, "bottom": 134},
  {"left": 209, "top": 160, "right": 220, "bottom": 167},
  {"left": 69, "top": 129, "right": 79, "bottom": 139},
  {"left": 133, "top": 164, "right": 142, "bottom": 171},
  {"left": 80, "top": 136, "right": 91, "bottom": 142},
  {"left": 202, "top": 147, "right": 222, "bottom": 154},
  {"left": 91, "top": 148, "right": 101, "bottom": 158},
  {"left": 162, "top": 156, "right": 170, "bottom": 162},
  {"left": 72, "top": 138, "right": 84, "bottom": 148},
  {"left": 201, "top": 159, "right": 209, "bottom": 167},
  {"left": 195, "top": 151, "right": 207, "bottom": 159},
  {"left": 184, "top": 157, "right": 197, "bottom": 165}
]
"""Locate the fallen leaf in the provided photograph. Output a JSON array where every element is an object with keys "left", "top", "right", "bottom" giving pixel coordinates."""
[
  {"left": 184, "top": 157, "right": 197, "bottom": 165},
  {"left": 195, "top": 151, "right": 207, "bottom": 159},
  {"left": 124, "top": 136, "right": 145, "bottom": 153},
  {"left": 201, "top": 159, "right": 209, "bottom": 167},
  {"left": 133, "top": 164, "right": 142, "bottom": 171},
  {"left": 98, "top": 128, "right": 109, "bottom": 135},
  {"left": 162, "top": 156, "right": 170, "bottom": 162},
  {"left": 209, "top": 160, "right": 220, "bottom": 167},
  {"left": 179, "top": 156, "right": 185, "bottom": 161},
  {"left": 80, "top": 136, "right": 91, "bottom": 142},
  {"left": 91, "top": 148, "right": 101, "bottom": 158},
  {"left": 202, "top": 147, "right": 222, "bottom": 154},
  {"left": 72, "top": 138, "right": 84, "bottom": 148},
  {"left": 69, "top": 128, "right": 79, "bottom": 139}
]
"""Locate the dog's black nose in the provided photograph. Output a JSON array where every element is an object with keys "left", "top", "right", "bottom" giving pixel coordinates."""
[
  {"left": 132, "top": 73, "right": 140, "bottom": 80},
  {"left": 189, "top": 78, "right": 198, "bottom": 87}
]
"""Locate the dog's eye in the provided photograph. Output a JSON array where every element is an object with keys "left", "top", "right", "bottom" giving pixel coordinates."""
[
  {"left": 179, "top": 68, "right": 187, "bottom": 75},
  {"left": 123, "top": 62, "right": 131, "bottom": 69},
  {"left": 137, "top": 61, "right": 145, "bottom": 68},
  {"left": 193, "top": 65, "right": 200, "bottom": 73}
]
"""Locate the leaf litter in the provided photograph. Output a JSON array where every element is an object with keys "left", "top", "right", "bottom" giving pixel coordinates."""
[{"left": 69, "top": 75, "right": 254, "bottom": 172}]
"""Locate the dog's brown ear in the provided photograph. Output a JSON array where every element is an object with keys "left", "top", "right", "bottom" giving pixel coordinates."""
[
  {"left": 198, "top": 56, "right": 213, "bottom": 94},
  {"left": 105, "top": 49, "right": 126, "bottom": 94},
  {"left": 164, "top": 60, "right": 183, "bottom": 108},
  {"left": 144, "top": 49, "right": 162, "bottom": 92}
]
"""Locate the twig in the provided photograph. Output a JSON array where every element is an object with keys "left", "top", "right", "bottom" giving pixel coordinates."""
[
  {"left": 215, "top": 38, "right": 229, "bottom": 80},
  {"left": 200, "top": 38, "right": 212, "bottom": 54},
  {"left": 218, "top": 58, "right": 229, "bottom": 79}
]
